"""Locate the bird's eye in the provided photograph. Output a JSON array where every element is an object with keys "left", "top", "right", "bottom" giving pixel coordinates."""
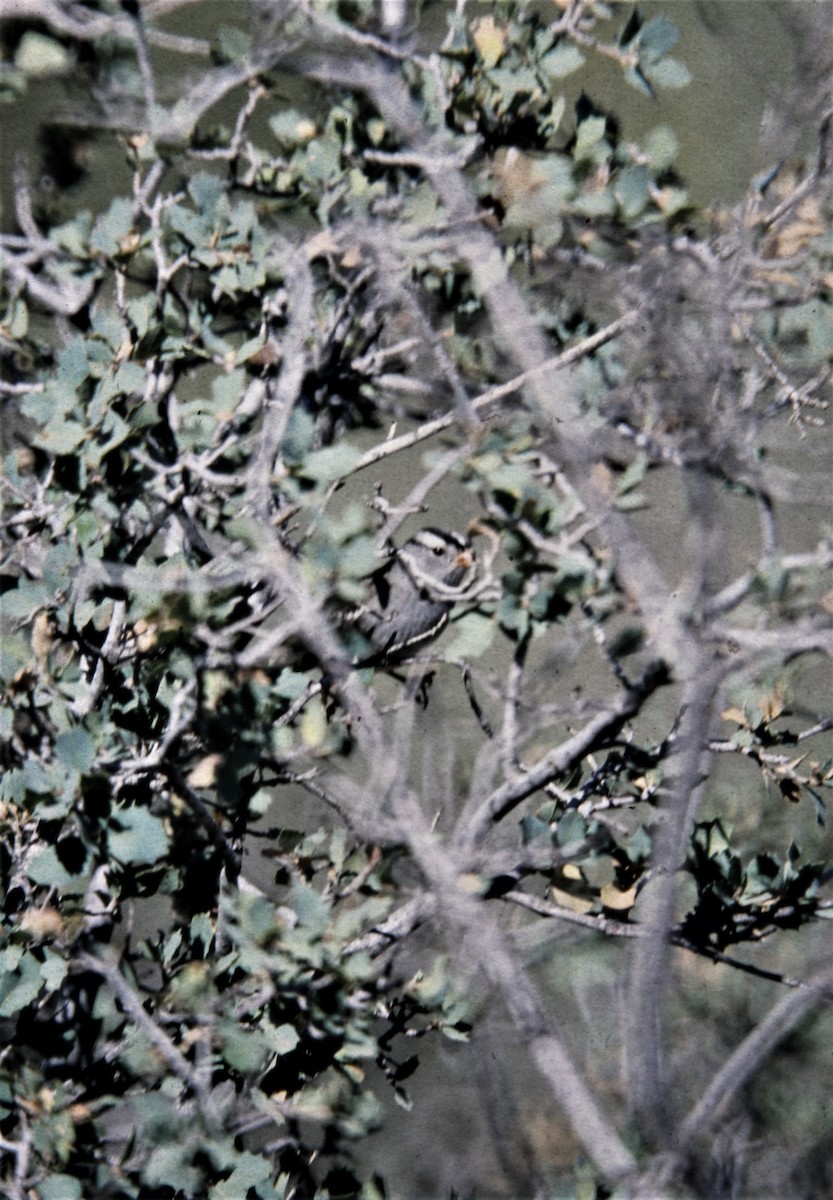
[{"left": 432, "top": 546, "right": 445, "bottom": 556}]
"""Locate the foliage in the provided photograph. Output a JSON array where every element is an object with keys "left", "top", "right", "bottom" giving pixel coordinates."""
[{"left": 1, "top": 2, "right": 831, "bottom": 1198}]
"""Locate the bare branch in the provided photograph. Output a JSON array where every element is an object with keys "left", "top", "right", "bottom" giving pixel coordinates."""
[{"left": 456, "top": 660, "right": 670, "bottom": 847}]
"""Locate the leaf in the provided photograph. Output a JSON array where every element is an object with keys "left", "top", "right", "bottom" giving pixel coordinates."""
[
  {"left": 15, "top": 31, "right": 72, "bottom": 76},
  {"left": 539, "top": 43, "right": 585, "bottom": 80},
  {"left": 54, "top": 727, "right": 96, "bottom": 774},
  {"left": 644, "top": 57, "right": 691, "bottom": 90},
  {"left": 615, "top": 453, "right": 648, "bottom": 495},
  {"left": 291, "top": 881, "right": 330, "bottom": 935},
  {"left": 521, "top": 814, "right": 551, "bottom": 844},
  {"left": 269, "top": 109, "right": 317, "bottom": 147},
  {"left": 556, "top": 810, "right": 587, "bottom": 846},
  {"left": 297, "top": 444, "right": 362, "bottom": 484},
  {"left": 40, "top": 948, "right": 68, "bottom": 990},
  {"left": 624, "top": 65, "right": 655, "bottom": 99},
  {"left": 26, "top": 846, "right": 89, "bottom": 894},
  {"left": 91, "top": 197, "right": 136, "bottom": 257},
  {"left": 37, "top": 1177, "right": 83, "bottom": 1200},
  {"left": 220, "top": 1024, "right": 270, "bottom": 1074},
  {"left": 216, "top": 24, "right": 253, "bottom": 61},
  {"left": 574, "top": 116, "right": 607, "bottom": 159},
  {"left": 614, "top": 165, "right": 649, "bottom": 218},
  {"left": 0, "top": 949, "right": 42, "bottom": 1016},
  {"left": 210, "top": 1152, "right": 273, "bottom": 1199},
  {"left": 644, "top": 124, "right": 679, "bottom": 172},
  {"left": 638, "top": 15, "right": 679, "bottom": 61},
  {"left": 108, "top": 804, "right": 169, "bottom": 866},
  {"left": 188, "top": 171, "right": 226, "bottom": 216},
  {"left": 443, "top": 612, "right": 495, "bottom": 660},
  {"left": 299, "top": 695, "right": 328, "bottom": 748},
  {"left": 600, "top": 883, "right": 637, "bottom": 911},
  {"left": 472, "top": 16, "right": 507, "bottom": 69},
  {"left": 268, "top": 1023, "right": 301, "bottom": 1055},
  {"left": 301, "top": 135, "right": 341, "bottom": 185},
  {"left": 32, "top": 421, "right": 87, "bottom": 455},
  {"left": 274, "top": 668, "right": 312, "bottom": 700}
]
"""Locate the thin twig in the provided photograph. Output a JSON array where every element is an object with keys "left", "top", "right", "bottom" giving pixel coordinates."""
[{"left": 354, "top": 314, "right": 640, "bottom": 472}]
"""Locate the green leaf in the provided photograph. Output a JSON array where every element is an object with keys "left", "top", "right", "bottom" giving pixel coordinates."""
[
  {"left": 54, "top": 727, "right": 96, "bottom": 773},
  {"left": 50, "top": 212, "right": 94, "bottom": 257},
  {"left": 6, "top": 296, "right": 28, "bottom": 338},
  {"left": 574, "top": 116, "right": 608, "bottom": 159},
  {"left": 644, "top": 57, "right": 691, "bottom": 90},
  {"left": 37, "top": 1176, "right": 83, "bottom": 1200},
  {"left": 15, "top": 31, "right": 72, "bottom": 76},
  {"left": 2, "top": 577, "right": 50, "bottom": 618},
  {"left": 269, "top": 108, "right": 316, "bottom": 147},
  {"left": 281, "top": 408, "right": 316, "bottom": 464},
  {"left": 0, "top": 949, "right": 42, "bottom": 1016},
  {"left": 615, "top": 454, "right": 649, "bottom": 496},
  {"left": 274, "top": 668, "right": 312, "bottom": 700},
  {"left": 521, "top": 814, "right": 551, "bottom": 844},
  {"left": 57, "top": 338, "right": 91, "bottom": 390},
  {"left": 539, "top": 43, "right": 585, "bottom": 80},
  {"left": 268, "top": 1023, "right": 301, "bottom": 1056},
  {"left": 299, "top": 444, "right": 362, "bottom": 483},
  {"left": 644, "top": 125, "right": 679, "bottom": 172},
  {"left": 487, "top": 67, "right": 539, "bottom": 107},
  {"left": 291, "top": 881, "right": 330, "bottom": 935},
  {"left": 90, "top": 197, "right": 136, "bottom": 256},
  {"left": 300, "top": 135, "right": 341, "bottom": 185},
  {"left": 40, "top": 949, "right": 69, "bottom": 991},
  {"left": 443, "top": 612, "right": 496, "bottom": 660},
  {"left": 556, "top": 811, "right": 587, "bottom": 847},
  {"left": 210, "top": 1151, "right": 273, "bottom": 1199},
  {"left": 32, "top": 421, "right": 87, "bottom": 455},
  {"left": 168, "top": 205, "right": 210, "bottom": 247},
  {"left": 26, "top": 846, "right": 89, "bottom": 894},
  {"left": 216, "top": 24, "right": 253, "bottom": 61},
  {"left": 108, "top": 804, "right": 169, "bottom": 866},
  {"left": 189, "top": 171, "right": 226, "bottom": 217},
  {"left": 614, "top": 165, "right": 649, "bottom": 218},
  {"left": 638, "top": 15, "right": 679, "bottom": 61},
  {"left": 220, "top": 1023, "right": 269, "bottom": 1074},
  {"left": 624, "top": 65, "right": 655, "bottom": 98}
]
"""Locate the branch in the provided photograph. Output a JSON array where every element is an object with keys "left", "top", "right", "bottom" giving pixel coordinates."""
[
  {"left": 353, "top": 313, "right": 639, "bottom": 473},
  {"left": 72, "top": 951, "right": 221, "bottom": 1131},
  {"left": 456, "top": 659, "right": 670, "bottom": 846},
  {"left": 676, "top": 960, "right": 833, "bottom": 1152}
]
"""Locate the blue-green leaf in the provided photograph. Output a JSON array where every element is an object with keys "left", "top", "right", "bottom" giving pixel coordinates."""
[
  {"left": 539, "top": 43, "right": 585, "bottom": 80},
  {"left": 54, "top": 727, "right": 96, "bottom": 773},
  {"left": 108, "top": 805, "right": 169, "bottom": 866}
]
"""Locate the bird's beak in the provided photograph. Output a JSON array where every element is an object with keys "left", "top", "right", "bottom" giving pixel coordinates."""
[{"left": 456, "top": 549, "right": 474, "bottom": 569}]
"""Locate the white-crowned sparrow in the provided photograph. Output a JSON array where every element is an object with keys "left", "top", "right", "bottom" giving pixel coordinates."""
[{"left": 351, "top": 527, "right": 476, "bottom": 664}]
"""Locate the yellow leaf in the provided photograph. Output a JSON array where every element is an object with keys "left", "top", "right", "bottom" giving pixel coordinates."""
[
  {"left": 187, "top": 754, "right": 223, "bottom": 789},
  {"left": 31, "top": 611, "right": 54, "bottom": 669},
  {"left": 300, "top": 696, "right": 328, "bottom": 748},
  {"left": 458, "top": 871, "right": 488, "bottom": 895},
  {"left": 600, "top": 883, "right": 637, "bottom": 911},
  {"left": 548, "top": 886, "right": 594, "bottom": 914},
  {"left": 133, "top": 617, "right": 158, "bottom": 652},
  {"left": 758, "top": 685, "right": 786, "bottom": 725},
  {"left": 720, "top": 707, "right": 749, "bottom": 728},
  {"left": 19, "top": 906, "right": 65, "bottom": 940},
  {"left": 473, "top": 16, "right": 507, "bottom": 69}
]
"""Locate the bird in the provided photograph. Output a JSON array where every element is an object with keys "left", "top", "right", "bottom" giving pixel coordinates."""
[{"left": 349, "top": 527, "right": 476, "bottom": 665}]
